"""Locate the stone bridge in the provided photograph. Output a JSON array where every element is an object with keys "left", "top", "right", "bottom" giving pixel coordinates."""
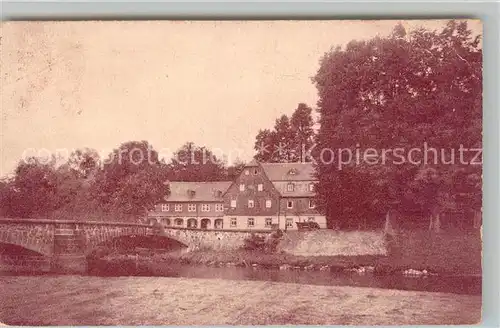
[
  {"left": 0, "top": 219, "right": 271, "bottom": 272},
  {"left": 0, "top": 218, "right": 154, "bottom": 272}
]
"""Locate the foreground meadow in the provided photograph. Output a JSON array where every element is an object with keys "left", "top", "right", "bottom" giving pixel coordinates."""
[{"left": 0, "top": 275, "right": 481, "bottom": 325}]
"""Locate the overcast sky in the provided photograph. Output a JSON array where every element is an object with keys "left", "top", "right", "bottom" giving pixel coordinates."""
[{"left": 0, "top": 20, "right": 482, "bottom": 176}]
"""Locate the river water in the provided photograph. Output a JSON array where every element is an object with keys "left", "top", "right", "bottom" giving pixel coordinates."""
[
  {"left": 0, "top": 259, "right": 481, "bottom": 296},
  {"left": 84, "top": 259, "right": 481, "bottom": 296}
]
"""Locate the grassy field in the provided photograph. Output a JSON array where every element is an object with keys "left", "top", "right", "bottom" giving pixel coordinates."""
[{"left": 0, "top": 275, "right": 481, "bottom": 325}]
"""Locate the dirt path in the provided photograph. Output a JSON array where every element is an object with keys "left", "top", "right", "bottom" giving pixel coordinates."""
[{"left": 0, "top": 276, "right": 481, "bottom": 325}]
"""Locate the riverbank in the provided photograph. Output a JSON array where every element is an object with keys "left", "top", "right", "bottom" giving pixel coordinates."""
[
  {"left": 111, "top": 240, "right": 480, "bottom": 277},
  {"left": 143, "top": 229, "right": 481, "bottom": 276},
  {"left": 154, "top": 249, "right": 382, "bottom": 270},
  {"left": 0, "top": 275, "right": 481, "bottom": 325}
]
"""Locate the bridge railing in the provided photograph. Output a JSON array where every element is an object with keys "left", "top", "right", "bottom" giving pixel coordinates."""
[
  {"left": 0, "top": 255, "right": 50, "bottom": 264},
  {"left": 159, "top": 225, "right": 276, "bottom": 234},
  {"left": 0, "top": 218, "right": 151, "bottom": 228}
]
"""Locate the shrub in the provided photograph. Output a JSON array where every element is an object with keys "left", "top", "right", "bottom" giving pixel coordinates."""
[
  {"left": 243, "top": 233, "right": 267, "bottom": 251},
  {"left": 243, "top": 230, "right": 283, "bottom": 253}
]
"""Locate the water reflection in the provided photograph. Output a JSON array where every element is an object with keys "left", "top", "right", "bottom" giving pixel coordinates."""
[{"left": 87, "top": 259, "right": 481, "bottom": 296}]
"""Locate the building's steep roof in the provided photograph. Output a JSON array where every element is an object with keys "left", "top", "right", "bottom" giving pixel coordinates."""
[
  {"left": 271, "top": 181, "right": 315, "bottom": 197},
  {"left": 164, "top": 181, "right": 232, "bottom": 202},
  {"left": 260, "top": 162, "right": 316, "bottom": 181}
]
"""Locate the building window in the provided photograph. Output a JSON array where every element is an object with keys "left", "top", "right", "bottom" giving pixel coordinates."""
[
  {"left": 309, "top": 199, "right": 315, "bottom": 209},
  {"left": 200, "top": 218, "right": 210, "bottom": 229},
  {"left": 187, "top": 218, "right": 197, "bottom": 228},
  {"left": 214, "top": 218, "right": 223, "bottom": 229},
  {"left": 309, "top": 183, "right": 315, "bottom": 192},
  {"left": 175, "top": 218, "right": 183, "bottom": 226},
  {"left": 174, "top": 204, "right": 182, "bottom": 212},
  {"left": 308, "top": 217, "right": 315, "bottom": 222},
  {"left": 215, "top": 204, "right": 224, "bottom": 212},
  {"left": 161, "top": 217, "right": 171, "bottom": 226},
  {"left": 188, "top": 204, "right": 196, "bottom": 212},
  {"left": 201, "top": 204, "right": 210, "bottom": 212},
  {"left": 161, "top": 204, "right": 169, "bottom": 212},
  {"left": 230, "top": 217, "right": 237, "bottom": 227},
  {"left": 230, "top": 199, "right": 237, "bottom": 208},
  {"left": 247, "top": 218, "right": 255, "bottom": 227},
  {"left": 257, "top": 184, "right": 263, "bottom": 191},
  {"left": 244, "top": 169, "right": 249, "bottom": 175},
  {"left": 287, "top": 200, "right": 293, "bottom": 209},
  {"left": 253, "top": 168, "right": 258, "bottom": 175},
  {"left": 265, "top": 218, "right": 272, "bottom": 227},
  {"left": 287, "top": 183, "right": 295, "bottom": 192},
  {"left": 239, "top": 184, "right": 245, "bottom": 191},
  {"left": 286, "top": 218, "right": 294, "bottom": 228},
  {"left": 248, "top": 200, "right": 254, "bottom": 208},
  {"left": 265, "top": 199, "right": 272, "bottom": 208}
]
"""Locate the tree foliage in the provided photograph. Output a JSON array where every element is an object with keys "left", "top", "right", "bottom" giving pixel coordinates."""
[
  {"left": 254, "top": 103, "right": 315, "bottom": 163},
  {"left": 0, "top": 141, "right": 232, "bottom": 222},
  {"left": 167, "top": 142, "right": 228, "bottom": 182},
  {"left": 312, "top": 20, "right": 482, "bottom": 229}
]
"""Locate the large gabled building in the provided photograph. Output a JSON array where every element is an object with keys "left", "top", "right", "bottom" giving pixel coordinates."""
[
  {"left": 148, "top": 181, "right": 232, "bottom": 229},
  {"left": 148, "top": 160, "right": 326, "bottom": 230},
  {"left": 223, "top": 160, "right": 326, "bottom": 230}
]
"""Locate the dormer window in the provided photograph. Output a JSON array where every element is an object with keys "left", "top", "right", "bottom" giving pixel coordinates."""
[
  {"left": 287, "top": 183, "right": 295, "bottom": 192},
  {"left": 187, "top": 189, "right": 196, "bottom": 198},
  {"left": 214, "top": 190, "right": 222, "bottom": 198},
  {"left": 287, "top": 169, "right": 298, "bottom": 175}
]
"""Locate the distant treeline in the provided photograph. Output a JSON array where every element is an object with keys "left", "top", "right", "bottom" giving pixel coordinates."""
[
  {"left": 1, "top": 20, "right": 482, "bottom": 230},
  {"left": 0, "top": 141, "right": 245, "bottom": 222}
]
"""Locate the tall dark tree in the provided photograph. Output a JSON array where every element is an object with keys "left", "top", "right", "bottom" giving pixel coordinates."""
[
  {"left": 253, "top": 103, "right": 315, "bottom": 163},
  {"left": 226, "top": 158, "right": 246, "bottom": 180},
  {"left": 313, "top": 20, "right": 482, "bottom": 229},
  {"left": 290, "top": 103, "right": 315, "bottom": 161},
  {"left": 254, "top": 129, "right": 277, "bottom": 162}
]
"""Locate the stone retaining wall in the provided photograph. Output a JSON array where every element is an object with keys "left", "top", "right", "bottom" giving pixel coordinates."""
[
  {"left": 279, "top": 230, "right": 387, "bottom": 256},
  {"left": 160, "top": 228, "right": 270, "bottom": 251}
]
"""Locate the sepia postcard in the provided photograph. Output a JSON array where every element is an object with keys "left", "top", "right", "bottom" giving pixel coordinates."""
[{"left": 0, "top": 20, "right": 482, "bottom": 325}]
